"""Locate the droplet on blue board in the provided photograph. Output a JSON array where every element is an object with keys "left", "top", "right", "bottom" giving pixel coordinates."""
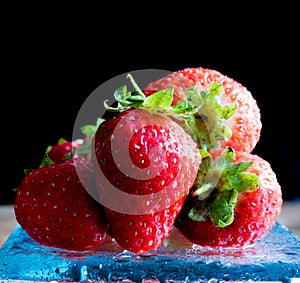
[{"left": 0, "top": 222, "right": 299, "bottom": 282}]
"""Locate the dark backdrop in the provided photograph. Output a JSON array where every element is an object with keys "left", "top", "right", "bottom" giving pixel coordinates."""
[{"left": 2, "top": 18, "right": 299, "bottom": 204}]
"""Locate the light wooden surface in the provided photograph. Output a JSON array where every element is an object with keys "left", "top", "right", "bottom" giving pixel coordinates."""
[
  {"left": 0, "top": 205, "right": 18, "bottom": 248},
  {"left": 1, "top": 202, "right": 299, "bottom": 248}
]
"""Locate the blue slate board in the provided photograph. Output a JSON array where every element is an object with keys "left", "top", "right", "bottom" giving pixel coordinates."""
[{"left": 0, "top": 222, "right": 299, "bottom": 282}]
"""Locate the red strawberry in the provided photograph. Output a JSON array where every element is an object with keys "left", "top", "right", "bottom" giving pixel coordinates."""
[
  {"left": 93, "top": 107, "right": 201, "bottom": 254},
  {"left": 175, "top": 148, "right": 282, "bottom": 248},
  {"left": 47, "top": 138, "right": 83, "bottom": 163},
  {"left": 46, "top": 119, "right": 103, "bottom": 164},
  {"left": 14, "top": 157, "right": 108, "bottom": 251},
  {"left": 144, "top": 67, "right": 262, "bottom": 153}
]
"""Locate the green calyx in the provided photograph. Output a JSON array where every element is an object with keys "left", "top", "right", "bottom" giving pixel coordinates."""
[
  {"left": 104, "top": 74, "right": 175, "bottom": 112},
  {"left": 104, "top": 74, "right": 236, "bottom": 151},
  {"left": 75, "top": 117, "right": 105, "bottom": 156},
  {"left": 182, "top": 83, "right": 236, "bottom": 150},
  {"left": 188, "top": 148, "right": 260, "bottom": 227},
  {"left": 39, "top": 152, "right": 56, "bottom": 168}
]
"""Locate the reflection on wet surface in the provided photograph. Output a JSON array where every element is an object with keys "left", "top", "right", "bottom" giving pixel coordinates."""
[{"left": 0, "top": 222, "right": 299, "bottom": 282}]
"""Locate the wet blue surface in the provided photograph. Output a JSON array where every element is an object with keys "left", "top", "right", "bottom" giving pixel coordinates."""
[{"left": 0, "top": 222, "right": 299, "bottom": 282}]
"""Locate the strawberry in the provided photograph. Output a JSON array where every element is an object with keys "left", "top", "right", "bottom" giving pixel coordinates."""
[
  {"left": 14, "top": 156, "right": 108, "bottom": 251},
  {"left": 144, "top": 67, "right": 262, "bottom": 153},
  {"left": 46, "top": 138, "right": 83, "bottom": 163},
  {"left": 45, "top": 119, "right": 104, "bottom": 164},
  {"left": 175, "top": 148, "right": 283, "bottom": 248},
  {"left": 93, "top": 77, "right": 202, "bottom": 253}
]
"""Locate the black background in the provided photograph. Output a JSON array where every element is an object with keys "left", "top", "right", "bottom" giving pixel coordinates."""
[{"left": 2, "top": 10, "right": 299, "bottom": 205}]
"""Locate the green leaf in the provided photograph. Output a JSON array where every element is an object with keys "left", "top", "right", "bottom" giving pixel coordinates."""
[
  {"left": 172, "top": 86, "right": 203, "bottom": 116},
  {"left": 209, "top": 189, "right": 238, "bottom": 227},
  {"left": 45, "top": 145, "right": 52, "bottom": 154},
  {"left": 24, "top": 168, "right": 33, "bottom": 175},
  {"left": 185, "top": 86, "right": 203, "bottom": 105},
  {"left": 57, "top": 138, "right": 67, "bottom": 145},
  {"left": 172, "top": 100, "right": 194, "bottom": 114},
  {"left": 39, "top": 153, "right": 55, "bottom": 168},
  {"left": 81, "top": 118, "right": 105, "bottom": 136},
  {"left": 233, "top": 172, "right": 260, "bottom": 192},
  {"left": 227, "top": 161, "right": 254, "bottom": 175},
  {"left": 81, "top": 125, "right": 97, "bottom": 136},
  {"left": 143, "top": 87, "right": 174, "bottom": 109},
  {"left": 77, "top": 118, "right": 105, "bottom": 156},
  {"left": 211, "top": 148, "right": 234, "bottom": 179},
  {"left": 200, "top": 149, "right": 211, "bottom": 159},
  {"left": 218, "top": 103, "right": 237, "bottom": 120},
  {"left": 62, "top": 148, "right": 75, "bottom": 161},
  {"left": 209, "top": 82, "right": 223, "bottom": 97}
]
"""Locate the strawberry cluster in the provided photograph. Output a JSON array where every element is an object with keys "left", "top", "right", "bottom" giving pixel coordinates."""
[{"left": 14, "top": 67, "right": 283, "bottom": 254}]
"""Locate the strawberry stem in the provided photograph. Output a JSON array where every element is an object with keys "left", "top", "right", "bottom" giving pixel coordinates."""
[{"left": 126, "top": 74, "right": 147, "bottom": 99}]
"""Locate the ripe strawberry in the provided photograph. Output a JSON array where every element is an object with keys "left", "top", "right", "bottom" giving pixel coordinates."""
[
  {"left": 175, "top": 148, "right": 282, "bottom": 248},
  {"left": 144, "top": 67, "right": 262, "bottom": 153},
  {"left": 14, "top": 157, "right": 108, "bottom": 251},
  {"left": 46, "top": 119, "right": 103, "bottom": 164},
  {"left": 93, "top": 106, "right": 201, "bottom": 254},
  {"left": 47, "top": 138, "right": 83, "bottom": 163}
]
